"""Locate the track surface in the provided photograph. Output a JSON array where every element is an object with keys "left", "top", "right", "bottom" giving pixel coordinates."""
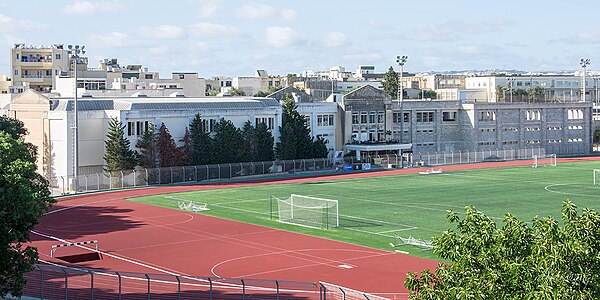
[{"left": 29, "top": 157, "right": 600, "bottom": 297}]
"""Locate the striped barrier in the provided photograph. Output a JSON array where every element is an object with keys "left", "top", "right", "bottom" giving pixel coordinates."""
[{"left": 50, "top": 240, "right": 98, "bottom": 257}]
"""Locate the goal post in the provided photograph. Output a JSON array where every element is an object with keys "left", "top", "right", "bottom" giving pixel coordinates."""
[
  {"left": 594, "top": 169, "right": 600, "bottom": 185},
  {"left": 275, "top": 194, "right": 339, "bottom": 229},
  {"left": 532, "top": 154, "right": 557, "bottom": 168}
]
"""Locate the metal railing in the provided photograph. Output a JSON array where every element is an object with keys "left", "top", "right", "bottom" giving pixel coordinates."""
[
  {"left": 21, "top": 264, "right": 393, "bottom": 300},
  {"left": 52, "top": 158, "right": 333, "bottom": 195}
]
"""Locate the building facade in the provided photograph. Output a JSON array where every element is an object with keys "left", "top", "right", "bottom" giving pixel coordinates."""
[{"left": 10, "top": 44, "right": 70, "bottom": 92}]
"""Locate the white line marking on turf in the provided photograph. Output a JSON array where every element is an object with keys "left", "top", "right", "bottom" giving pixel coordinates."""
[{"left": 544, "top": 183, "right": 600, "bottom": 198}]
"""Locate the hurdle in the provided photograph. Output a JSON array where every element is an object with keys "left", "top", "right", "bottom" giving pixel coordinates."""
[{"left": 50, "top": 240, "right": 98, "bottom": 257}]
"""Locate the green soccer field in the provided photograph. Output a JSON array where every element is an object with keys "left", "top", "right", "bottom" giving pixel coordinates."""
[{"left": 130, "top": 160, "right": 600, "bottom": 260}]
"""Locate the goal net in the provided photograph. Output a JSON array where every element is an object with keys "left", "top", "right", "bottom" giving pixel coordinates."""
[
  {"left": 532, "top": 154, "right": 557, "bottom": 168},
  {"left": 275, "top": 194, "right": 339, "bottom": 229},
  {"left": 594, "top": 169, "right": 600, "bottom": 185},
  {"left": 178, "top": 200, "right": 209, "bottom": 212}
]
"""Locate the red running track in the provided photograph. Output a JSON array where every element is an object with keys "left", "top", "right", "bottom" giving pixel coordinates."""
[{"left": 29, "top": 157, "right": 600, "bottom": 298}]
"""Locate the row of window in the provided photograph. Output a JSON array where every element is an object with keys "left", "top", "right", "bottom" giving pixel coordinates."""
[
  {"left": 416, "top": 129, "right": 434, "bottom": 134},
  {"left": 502, "top": 141, "right": 518, "bottom": 145},
  {"left": 568, "top": 125, "right": 583, "bottom": 130},
  {"left": 479, "top": 111, "right": 496, "bottom": 122},
  {"left": 479, "top": 141, "right": 496, "bottom": 146},
  {"left": 351, "top": 112, "right": 385, "bottom": 125},
  {"left": 127, "top": 121, "right": 150, "bottom": 136},
  {"left": 317, "top": 114, "right": 334, "bottom": 127},
  {"left": 255, "top": 117, "right": 275, "bottom": 130},
  {"left": 525, "top": 127, "right": 540, "bottom": 131},
  {"left": 525, "top": 110, "right": 541, "bottom": 121},
  {"left": 416, "top": 142, "right": 435, "bottom": 147},
  {"left": 480, "top": 128, "right": 495, "bottom": 133},
  {"left": 568, "top": 109, "right": 584, "bottom": 120}
]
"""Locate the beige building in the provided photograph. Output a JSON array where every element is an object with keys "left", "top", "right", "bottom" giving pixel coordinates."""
[{"left": 10, "top": 44, "right": 70, "bottom": 93}]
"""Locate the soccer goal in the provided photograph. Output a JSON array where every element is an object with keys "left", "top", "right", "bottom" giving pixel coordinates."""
[
  {"left": 274, "top": 194, "right": 339, "bottom": 229},
  {"left": 594, "top": 170, "right": 600, "bottom": 185},
  {"left": 178, "top": 200, "right": 209, "bottom": 212},
  {"left": 532, "top": 154, "right": 557, "bottom": 168}
]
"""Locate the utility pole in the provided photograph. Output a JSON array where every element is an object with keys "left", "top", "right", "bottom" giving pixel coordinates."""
[{"left": 396, "top": 55, "right": 408, "bottom": 143}]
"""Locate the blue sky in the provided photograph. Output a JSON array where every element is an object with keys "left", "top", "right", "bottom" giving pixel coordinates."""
[{"left": 0, "top": 0, "right": 599, "bottom": 77}]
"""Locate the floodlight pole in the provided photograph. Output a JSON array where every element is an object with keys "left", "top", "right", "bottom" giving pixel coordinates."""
[
  {"left": 580, "top": 58, "right": 591, "bottom": 102},
  {"left": 396, "top": 55, "right": 408, "bottom": 144},
  {"left": 68, "top": 44, "right": 85, "bottom": 192}
]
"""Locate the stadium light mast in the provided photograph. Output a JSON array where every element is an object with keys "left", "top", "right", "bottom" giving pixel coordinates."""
[
  {"left": 396, "top": 55, "right": 408, "bottom": 143},
  {"left": 67, "top": 44, "right": 85, "bottom": 192},
  {"left": 580, "top": 58, "right": 591, "bottom": 102}
]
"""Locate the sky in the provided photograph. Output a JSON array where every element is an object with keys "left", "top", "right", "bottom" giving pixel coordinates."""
[{"left": 0, "top": 0, "right": 599, "bottom": 78}]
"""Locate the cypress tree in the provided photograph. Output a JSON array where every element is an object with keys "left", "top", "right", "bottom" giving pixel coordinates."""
[
  {"left": 189, "top": 113, "right": 213, "bottom": 165},
  {"left": 136, "top": 123, "right": 159, "bottom": 168},
  {"left": 103, "top": 117, "right": 137, "bottom": 172}
]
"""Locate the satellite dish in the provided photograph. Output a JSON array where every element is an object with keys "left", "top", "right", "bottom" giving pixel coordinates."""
[
  {"left": 81, "top": 46, "right": 85, "bottom": 51},
  {"left": 68, "top": 45, "right": 73, "bottom": 50},
  {"left": 75, "top": 45, "right": 79, "bottom": 49}
]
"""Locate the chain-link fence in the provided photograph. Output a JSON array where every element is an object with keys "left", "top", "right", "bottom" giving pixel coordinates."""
[
  {"left": 365, "top": 147, "right": 546, "bottom": 168},
  {"left": 52, "top": 158, "right": 333, "bottom": 195},
  {"left": 20, "top": 264, "right": 394, "bottom": 300}
]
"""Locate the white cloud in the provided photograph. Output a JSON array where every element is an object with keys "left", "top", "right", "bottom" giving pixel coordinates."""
[
  {"left": 561, "top": 31, "right": 600, "bottom": 44},
  {"left": 322, "top": 32, "right": 349, "bottom": 48},
  {"left": 281, "top": 9, "right": 298, "bottom": 21},
  {"left": 187, "top": 0, "right": 222, "bottom": 18},
  {"left": 62, "top": 0, "right": 124, "bottom": 14},
  {"left": 147, "top": 46, "right": 172, "bottom": 56},
  {"left": 265, "top": 26, "right": 301, "bottom": 48},
  {"left": 193, "top": 42, "right": 210, "bottom": 52},
  {"left": 189, "top": 22, "right": 242, "bottom": 38},
  {"left": 234, "top": 3, "right": 298, "bottom": 20},
  {"left": 0, "top": 14, "right": 47, "bottom": 33},
  {"left": 88, "top": 32, "right": 129, "bottom": 48},
  {"left": 138, "top": 25, "right": 186, "bottom": 40}
]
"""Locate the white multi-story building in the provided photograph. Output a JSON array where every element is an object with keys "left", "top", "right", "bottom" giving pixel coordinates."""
[
  {"left": 7, "top": 90, "right": 282, "bottom": 181},
  {"left": 10, "top": 44, "right": 70, "bottom": 93}
]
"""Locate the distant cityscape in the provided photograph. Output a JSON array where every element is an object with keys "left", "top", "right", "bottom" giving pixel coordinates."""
[{"left": 0, "top": 43, "right": 596, "bottom": 191}]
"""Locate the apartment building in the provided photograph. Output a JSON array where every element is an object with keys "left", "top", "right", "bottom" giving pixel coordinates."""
[{"left": 10, "top": 44, "right": 70, "bottom": 92}]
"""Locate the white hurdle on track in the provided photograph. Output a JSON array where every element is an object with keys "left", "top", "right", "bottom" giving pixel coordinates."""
[{"left": 50, "top": 240, "right": 98, "bottom": 257}]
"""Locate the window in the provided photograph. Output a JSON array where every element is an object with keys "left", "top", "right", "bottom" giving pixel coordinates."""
[
  {"left": 202, "top": 119, "right": 217, "bottom": 133},
  {"left": 45, "top": 70, "right": 52, "bottom": 76},
  {"left": 503, "top": 127, "right": 518, "bottom": 132},
  {"left": 145, "top": 74, "right": 153, "bottom": 79},
  {"left": 393, "top": 112, "right": 409, "bottom": 123},
  {"left": 525, "top": 110, "right": 541, "bottom": 121},
  {"left": 568, "top": 109, "right": 583, "bottom": 120},
  {"left": 416, "top": 112, "right": 434, "bottom": 123},
  {"left": 14, "top": 69, "right": 18, "bottom": 76},
  {"left": 369, "top": 112, "right": 376, "bottom": 124},
  {"left": 479, "top": 111, "right": 496, "bottom": 122},
  {"left": 442, "top": 111, "right": 456, "bottom": 121},
  {"left": 352, "top": 113, "right": 359, "bottom": 124},
  {"left": 317, "top": 114, "right": 334, "bottom": 126},
  {"left": 377, "top": 112, "right": 385, "bottom": 124},
  {"left": 178, "top": 74, "right": 184, "bottom": 79},
  {"left": 127, "top": 122, "right": 135, "bottom": 136},
  {"left": 360, "top": 112, "right": 368, "bottom": 124},
  {"left": 136, "top": 121, "right": 149, "bottom": 135},
  {"left": 55, "top": 54, "right": 61, "bottom": 60},
  {"left": 255, "top": 117, "right": 275, "bottom": 130}
]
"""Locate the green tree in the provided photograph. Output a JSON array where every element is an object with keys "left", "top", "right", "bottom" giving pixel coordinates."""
[
  {"left": 528, "top": 85, "right": 546, "bottom": 102},
  {"left": 253, "top": 86, "right": 283, "bottom": 97},
  {"left": 276, "top": 94, "right": 313, "bottom": 159},
  {"left": 241, "top": 121, "right": 256, "bottom": 161},
  {"left": 405, "top": 200, "right": 600, "bottom": 300},
  {"left": 594, "top": 128, "right": 600, "bottom": 144},
  {"left": 157, "top": 123, "right": 181, "bottom": 167},
  {"left": 0, "top": 116, "right": 54, "bottom": 298},
  {"left": 135, "top": 123, "right": 159, "bottom": 169},
  {"left": 103, "top": 117, "right": 137, "bottom": 173},
  {"left": 212, "top": 118, "right": 248, "bottom": 163},
  {"left": 417, "top": 90, "right": 437, "bottom": 99},
  {"left": 228, "top": 87, "right": 246, "bottom": 96},
  {"left": 382, "top": 66, "right": 399, "bottom": 98},
  {"left": 312, "top": 136, "right": 329, "bottom": 158},
  {"left": 189, "top": 114, "right": 213, "bottom": 165},
  {"left": 255, "top": 122, "right": 275, "bottom": 161},
  {"left": 179, "top": 127, "right": 192, "bottom": 166}
]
